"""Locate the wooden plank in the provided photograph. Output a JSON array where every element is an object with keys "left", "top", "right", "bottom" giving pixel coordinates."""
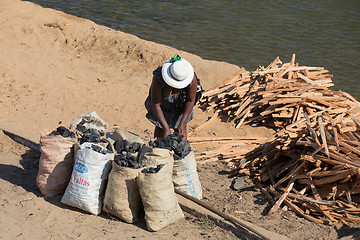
[
  {"left": 206, "top": 68, "right": 246, "bottom": 92},
  {"left": 190, "top": 112, "right": 218, "bottom": 135},
  {"left": 308, "top": 178, "right": 337, "bottom": 222},
  {"left": 235, "top": 108, "right": 251, "bottom": 129},
  {"left": 318, "top": 115, "right": 329, "bottom": 157},
  {"left": 339, "top": 141, "right": 360, "bottom": 156},
  {"left": 270, "top": 180, "right": 295, "bottom": 214}
]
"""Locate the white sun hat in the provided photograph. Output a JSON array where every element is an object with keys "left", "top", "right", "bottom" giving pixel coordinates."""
[{"left": 161, "top": 55, "right": 194, "bottom": 89}]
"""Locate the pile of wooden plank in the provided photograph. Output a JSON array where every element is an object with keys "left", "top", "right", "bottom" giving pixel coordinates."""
[
  {"left": 200, "top": 54, "right": 360, "bottom": 130},
  {"left": 239, "top": 111, "right": 360, "bottom": 224},
  {"left": 196, "top": 54, "right": 360, "bottom": 224}
]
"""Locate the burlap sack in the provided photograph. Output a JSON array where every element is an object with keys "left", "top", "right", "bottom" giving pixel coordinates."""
[
  {"left": 173, "top": 149, "right": 202, "bottom": 199},
  {"left": 102, "top": 161, "right": 142, "bottom": 223},
  {"left": 36, "top": 129, "right": 77, "bottom": 198},
  {"left": 138, "top": 159, "right": 184, "bottom": 232}
]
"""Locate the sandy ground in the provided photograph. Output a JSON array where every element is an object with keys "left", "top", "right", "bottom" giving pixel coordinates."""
[{"left": 0, "top": 0, "right": 359, "bottom": 239}]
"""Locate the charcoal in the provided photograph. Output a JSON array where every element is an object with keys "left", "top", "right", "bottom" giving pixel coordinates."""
[
  {"left": 114, "top": 140, "right": 141, "bottom": 154},
  {"left": 57, "top": 126, "right": 71, "bottom": 137},
  {"left": 70, "top": 132, "right": 76, "bottom": 138},
  {"left": 124, "top": 142, "right": 131, "bottom": 152},
  {"left": 141, "top": 164, "right": 165, "bottom": 174},
  {"left": 121, "top": 151, "right": 127, "bottom": 156},
  {"left": 148, "top": 140, "right": 155, "bottom": 147},
  {"left": 149, "top": 133, "right": 192, "bottom": 159},
  {"left": 114, "top": 139, "right": 127, "bottom": 152},
  {"left": 132, "top": 142, "right": 141, "bottom": 152},
  {"left": 114, "top": 153, "right": 143, "bottom": 169},
  {"left": 117, "top": 153, "right": 126, "bottom": 160},
  {"left": 87, "top": 144, "right": 112, "bottom": 155},
  {"left": 115, "top": 159, "right": 129, "bottom": 167},
  {"left": 81, "top": 128, "right": 101, "bottom": 144},
  {"left": 47, "top": 126, "right": 75, "bottom": 138},
  {"left": 154, "top": 139, "right": 165, "bottom": 148},
  {"left": 175, "top": 141, "right": 186, "bottom": 153},
  {"left": 133, "top": 162, "right": 142, "bottom": 169}
]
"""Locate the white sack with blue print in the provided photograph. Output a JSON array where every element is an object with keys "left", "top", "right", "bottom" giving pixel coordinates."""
[
  {"left": 61, "top": 142, "right": 114, "bottom": 214},
  {"left": 172, "top": 148, "right": 202, "bottom": 199}
]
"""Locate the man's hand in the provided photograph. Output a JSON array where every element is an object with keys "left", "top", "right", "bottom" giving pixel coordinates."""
[
  {"left": 163, "top": 127, "right": 171, "bottom": 139},
  {"left": 178, "top": 123, "right": 187, "bottom": 142}
]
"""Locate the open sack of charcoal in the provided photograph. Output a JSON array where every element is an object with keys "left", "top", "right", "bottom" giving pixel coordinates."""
[
  {"left": 102, "top": 138, "right": 144, "bottom": 223},
  {"left": 140, "top": 133, "right": 202, "bottom": 199},
  {"left": 61, "top": 142, "right": 114, "bottom": 215},
  {"left": 69, "top": 111, "right": 113, "bottom": 157},
  {"left": 36, "top": 126, "right": 77, "bottom": 198},
  {"left": 138, "top": 161, "right": 184, "bottom": 231}
]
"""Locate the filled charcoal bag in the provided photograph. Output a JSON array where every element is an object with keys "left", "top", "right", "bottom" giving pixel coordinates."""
[
  {"left": 102, "top": 161, "right": 142, "bottom": 223},
  {"left": 137, "top": 156, "right": 184, "bottom": 232},
  {"left": 61, "top": 142, "right": 114, "bottom": 215},
  {"left": 173, "top": 148, "right": 202, "bottom": 199},
  {"left": 69, "top": 111, "right": 108, "bottom": 135},
  {"left": 36, "top": 129, "right": 77, "bottom": 198}
]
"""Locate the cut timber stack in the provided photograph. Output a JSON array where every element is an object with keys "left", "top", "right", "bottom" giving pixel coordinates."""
[
  {"left": 200, "top": 54, "right": 360, "bottom": 130},
  {"left": 240, "top": 112, "right": 360, "bottom": 225},
  {"left": 197, "top": 54, "right": 360, "bottom": 225}
]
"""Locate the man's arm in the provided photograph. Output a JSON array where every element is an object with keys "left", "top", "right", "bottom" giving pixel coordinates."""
[
  {"left": 178, "top": 76, "right": 197, "bottom": 141},
  {"left": 150, "top": 76, "right": 171, "bottom": 138}
]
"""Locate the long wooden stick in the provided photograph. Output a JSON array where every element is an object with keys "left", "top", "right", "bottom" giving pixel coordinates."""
[{"left": 175, "top": 189, "right": 271, "bottom": 240}]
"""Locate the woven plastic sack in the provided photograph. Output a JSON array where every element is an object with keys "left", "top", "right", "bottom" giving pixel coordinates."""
[
  {"left": 173, "top": 149, "right": 202, "bottom": 199},
  {"left": 69, "top": 111, "right": 108, "bottom": 135},
  {"left": 36, "top": 129, "right": 77, "bottom": 198},
  {"left": 138, "top": 158, "right": 184, "bottom": 231},
  {"left": 102, "top": 161, "right": 142, "bottom": 223},
  {"left": 61, "top": 143, "right": 114, "bottom": 215}
]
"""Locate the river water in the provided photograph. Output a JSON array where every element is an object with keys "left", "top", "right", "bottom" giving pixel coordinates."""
[{"left": 29, "top": 0, "right": 360, "bottom": 99}]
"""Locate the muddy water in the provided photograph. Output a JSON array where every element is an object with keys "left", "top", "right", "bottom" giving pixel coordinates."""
[{"left": 30, "top": 0, "right": 360, "bottom": 99}]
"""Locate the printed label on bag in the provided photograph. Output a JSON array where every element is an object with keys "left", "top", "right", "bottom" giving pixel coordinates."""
[{"left": 74, "top": 162, "right": 88, "bottom": 173}]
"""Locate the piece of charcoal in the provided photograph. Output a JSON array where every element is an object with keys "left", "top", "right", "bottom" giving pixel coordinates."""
[
  {"left": 121, "top": 151, "right": 127, "bottom": 156},
  {"left": 156, "top": 164, "right": 165, "bottom": 171},
  {"left": 114, "top": 154, "right": 142, "bottom": 169},
  {"left": 57, "top": 126, "right": 71, "bottom": 137},
  {"left": 114, "top": 139, "right": 129, "bottom": 153},
  {"left": 132, "top": 142, "right": 140, "bottom": 152},
  {"left": 133, "top": 162, "right": 143, "bottom": 169},
  {"left": 91, "top": 144, "right": 103, "bottom": 153},
  {"left": 154, "top": 139, "right": 165, "bottom": 148},
  {"left": 148, "top": 140, "right": 155, "bottom": 147},
  {"left": 175, "top": 141, "right": 186, "bottom": 153},
  {"left": 115, "top": 154, "right": 126, "bottom": 161},
  {"left": 141, "top": 164, "right": 165, "bottom": 174},
  {"left": 81, "top": 129, "right": 101, "bottom": 144}
]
